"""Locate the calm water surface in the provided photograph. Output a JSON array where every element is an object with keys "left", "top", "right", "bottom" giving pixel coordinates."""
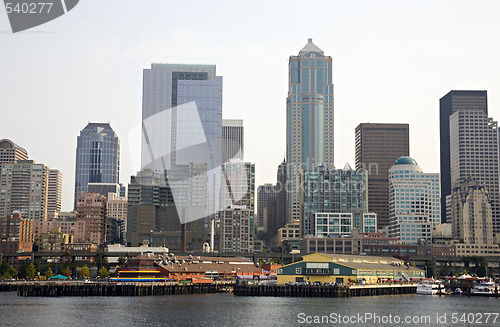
[{"left": 0, "top": 292, "right": 499, "bottom": 326}]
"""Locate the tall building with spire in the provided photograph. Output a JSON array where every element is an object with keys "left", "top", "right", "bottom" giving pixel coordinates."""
[
  {"left": 286, "top": 39, "right": 334, "bottom": 225},
  {"left": 74, "top": 123, "right": 120, "bottom": 209}
]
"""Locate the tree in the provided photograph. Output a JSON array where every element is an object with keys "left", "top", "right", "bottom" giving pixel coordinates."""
[
  {"left": 98, "top": 266, "right": 109, "bottom": 278},
  {"left": 0, "top": 261, "right": 17, "bottom": 279},
  {"left": 80, "top": 265, "right": 90, "bottom": 278},
  {"left": 25, "top": 263, "right": 36, "bottom": 279},
  {"left": 62, "top": 267, "right": 72, "bottom": 277},
  {"left": 45, "top": 267, "right": 54, "bottom": 278},
  {"left": 118, "top": 256, "right": 127, "bottom": 267}
]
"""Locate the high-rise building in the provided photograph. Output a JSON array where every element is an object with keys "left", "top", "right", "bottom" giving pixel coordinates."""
[
  {"left": 0, "top": 139, "right": 28, "bottom": 171},
  {"left": 140, "top": 64, "right": 223, "bottom": 251},
  {"left": 302, "top": 165, "right": 370, "bottom": 236},
  {"left": 74, "top": 123, "right": 120, "bottom": 209},
  {"left": 286, "top": 39, "right": 334, "bottom": 224},
  {"left": 257, "top": 184, "right": 275, "bottom": 231},
  {"left": 440, "top": 90, "right": 488, "bottom": 223},
  {"left": 220, "top": 161, "right": 255, "bottom": 253},
  {"left": 445, "top": 94, "right": 500, "bottom": 234},
  {"left": 355, "top": 123, "right": 410, "bottom": 229},
  {"left": 388, "top": 157, "right": 440, "bottom": 244},
  {"left": 222, "top": 119, "right": 244, "bottom": 163},
  {"left": 451, "top": 179, "right": 493, "bottom": 245},
  {"left": 0, "top": 160, "right": 49, "bottom": 221},
  {"left": 47, "top": 169, "right": 63, "bottom": 215},
  {"left": 75, "top": 192, "right": 107, "bottom": 245},
  {"left": 141, "top": 64, "right": 222, "bottom": 172}
]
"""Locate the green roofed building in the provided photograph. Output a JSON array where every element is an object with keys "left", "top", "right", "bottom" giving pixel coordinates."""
[{"left": 276, "top": 253, "right": 424, "bottom": 285}]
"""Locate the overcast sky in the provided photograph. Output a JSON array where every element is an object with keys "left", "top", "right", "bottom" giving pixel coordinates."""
[{"left": 1, "top": 0, "right": 500, "bottom": 211}]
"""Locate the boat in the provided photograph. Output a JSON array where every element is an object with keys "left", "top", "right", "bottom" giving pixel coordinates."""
[
  {"left": 416, "top": 280, "right": 445, "bottom": 295},
  {"left": 472, "top": 281, "right": 498, "bottom": 296},
  {"left": 452, "top": 287, "right": 463, "bottom": 295}
]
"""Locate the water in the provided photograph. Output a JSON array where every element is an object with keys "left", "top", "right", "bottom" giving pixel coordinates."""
[{"left": 0, "top": 292, "right": 499, "bottom": 326}]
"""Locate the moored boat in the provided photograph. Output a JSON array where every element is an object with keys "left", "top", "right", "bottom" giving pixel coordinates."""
[{"left": 416, "top": 280, "right": 444, "bottom": 295}]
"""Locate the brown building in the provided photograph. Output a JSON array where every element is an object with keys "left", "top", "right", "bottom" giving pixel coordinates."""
[
  {"left": 38, "top": 227, "right": 73, "bottom": 252},
  {"left": 75, "top": 192, "right": 107, "bottom": 245},
  {"left": 0, "top": 212, "right": 34, "bottom": 253},
  {"left": 65, "top": 243, "right": 98, "bottom": 262},
  {"left": 355, "top": 123, "right": 410, "bottom": 229}
]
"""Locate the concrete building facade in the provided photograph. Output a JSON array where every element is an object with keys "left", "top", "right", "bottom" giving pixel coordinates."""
[
  {"left": 451, "top": 179, "right": 494, "bottom": 245},
  {"left": 47, "top": 169, "right": 63, "bottom": 215},
  {"left": 0, "top": 160, "right": 49, "bottom": 221},
  {"left": 220, "top": 161, "right": 255, "bottom": 253}
]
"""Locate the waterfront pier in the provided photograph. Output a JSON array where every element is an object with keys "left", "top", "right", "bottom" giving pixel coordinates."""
[
  {"left": 0, "top": 281, "right": 234, "bottom": 297},
  {"left": 234, "top": 283, "right": 418, "bottom": 298}
]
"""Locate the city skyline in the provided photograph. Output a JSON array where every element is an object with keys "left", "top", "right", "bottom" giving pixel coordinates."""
[{"left": 2, "top": 1, "right": 500, "bottom": 211}]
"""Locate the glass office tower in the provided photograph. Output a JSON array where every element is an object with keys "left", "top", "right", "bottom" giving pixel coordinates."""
[
  {"left": 74, "top": 123, "right": 120, "bottom": 209},
  {"left": 286, "top": 39, "right": 334, "bottom": 226}
]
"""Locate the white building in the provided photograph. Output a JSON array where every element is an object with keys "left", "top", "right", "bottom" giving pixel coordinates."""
[
  {"left": 315, "top": 212, "right": 377, "bottom": 237},
  {"left": 388, "top": 157, "right": 440, "bottom": 244}
]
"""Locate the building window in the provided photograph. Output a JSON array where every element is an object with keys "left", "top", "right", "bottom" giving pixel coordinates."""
[
  {"left": 334, "top": 268, "right": 340, "bottom": 275},
  {"left": 295, "top": 268, "right": 302, "bottom": 275},
  {"left": 277, "top": 269, "right": 282, "bottom": 275}
]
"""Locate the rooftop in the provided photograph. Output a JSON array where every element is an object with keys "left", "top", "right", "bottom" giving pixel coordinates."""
[{"left": 299, "top": 38, "right": 324, "bottom": 55}]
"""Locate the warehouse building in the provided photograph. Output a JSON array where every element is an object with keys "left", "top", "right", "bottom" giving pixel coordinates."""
[{"left": 277, "top": 253, "right": 424, "bottom": 284}]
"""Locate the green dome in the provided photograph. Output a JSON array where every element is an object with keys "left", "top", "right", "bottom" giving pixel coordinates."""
[{"left": 394, "top": 156, "right": 418, "bottom": 166}]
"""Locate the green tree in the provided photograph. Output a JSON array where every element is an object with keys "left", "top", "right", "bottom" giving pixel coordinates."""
[
  {"left": 62, "top": 267, "right": 72, "bottom": 277},
  {"left": 98, "top": 266, "right": 109, "bottom": 278},
  {"left": 45, "top": 267, "right": 54, "bottom": 278},
  {"left": 25, "top": 263, "right": 36, "bottom": 279},
  {"left": 118, "top": 256, "right": 127, "bottom": 267},
  {"left": 80, "top": 265, "right": 90, "bottom": 278},
  {"left": 0, "top": 261, "right": 17, "bottom": 279}
]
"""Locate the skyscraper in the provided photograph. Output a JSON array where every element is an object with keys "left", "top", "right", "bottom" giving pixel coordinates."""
[
  {"left": 286, "top": 39, "right": 334, "bottom": 224},
  {"left": 440, "top": 90, "right": 488, "bottom": 222},
  {"left": 47, "top": 169, "right": 63, "bottom": 215},
  {"left": 74, "top": 123, "right": 120, "bottom": 209},
  {"left": 141, "top": 64, "right": 222, "bottom": 172},
  {"left": 222, "top": 119, "right": 244, "bottom": 163},
  {"left": 0, "top": 160, "right": 49, "bottom": 221},
  {"left": 355, "top": 123, "right": 410, "bottom": 229},
  {"left": 440, "top": 90, "right": 500, "bottom": 234},
  {"left": 388, "top": 157, "right": 440, "bottom": 244}
]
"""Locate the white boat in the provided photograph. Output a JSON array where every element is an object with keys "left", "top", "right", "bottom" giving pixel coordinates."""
[
  {"left": 472, "top": 281, "right": 498, "bottom": 296},
  {"left": 416, "top": 280, "right": 444, "bottom": 295}
]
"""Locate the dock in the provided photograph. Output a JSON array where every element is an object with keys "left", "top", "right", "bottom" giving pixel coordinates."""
[
  {"left": 0, "top": 281, "right": 234, "bottom": 297},
  {"left": 234, "top": 283, "right": 419, "bottom": 298}
]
